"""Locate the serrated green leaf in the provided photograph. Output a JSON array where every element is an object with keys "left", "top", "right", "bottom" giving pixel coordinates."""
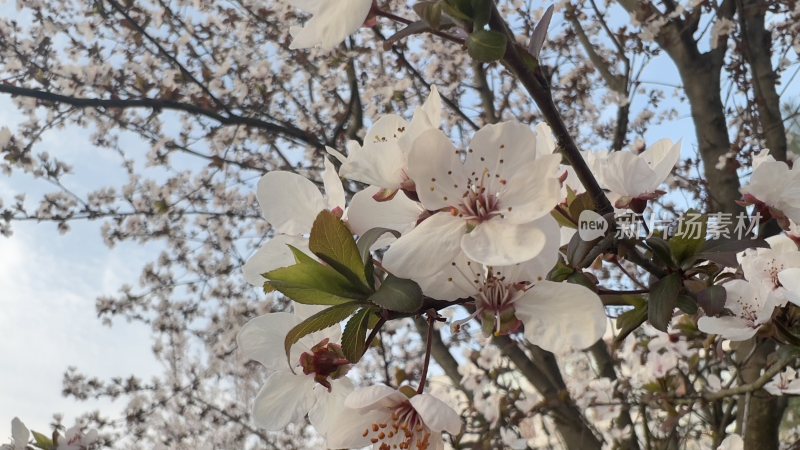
[
  {"left": 547, "top": 260, "right": 575, "bottom": 282},
  {"left": 670, "top": 213, "right": 708, "bottom": 268},
  {"left": 567, "top": 192, "right": 596, "bottom": 224},
  {"left": 284, "top": 302, "right": 363, "bottom": 366},
  {"left": 551, "top": 208, "right": 576, "bottom": 229},
  {"left": 356, "top": 227, "right": 401, "bottom": 265},
  {"left": 696, "top": 238, "right": 769, "bottom": 267},
  {"left": 676, "top": 294, "right": 698, "bottom": 314},
  {"left": 309, "top": 210, "right": 371, "bottom": 292},
  {"left": 615, "top": 296, "right": 647, "bottom": 343},
  {"left": 645, "top": 237, "right": 677, "bottom": 269},
  {"left": 470, "top": 0, "right": 490, "bottom": 28},
  {"left": 566, "top": 230, "right": 597, "bottom": 266},
  {"left": 467, "top": 30, "right": 507, "bottom": 62},
  {"left": 369, "top": 274, "right": 424, "bottom": 313},
  {"left": 696, "top": 285, "right": 726, "bottom": 316},
  {"left": 441, "top": 1, "right": 471, "bottom": 21},
  {"left": 266, "top": 246, "right": 368, "bottom": 305},
  {"left": 341, "top": 308, "right": 374, "bottom": 362},
  {"left": 413, "top": 1, "right": 443, "bottom": 28},
  {"left": 648, "top": 273, "right": 682, "bottom": 332},
  {"left": 32, "top": 431, "right": 54, "bottom": 450}
]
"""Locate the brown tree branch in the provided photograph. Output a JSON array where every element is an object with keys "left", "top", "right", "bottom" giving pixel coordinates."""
[{"left": 0, "top": 83, "right": 324, "bottom": 148}]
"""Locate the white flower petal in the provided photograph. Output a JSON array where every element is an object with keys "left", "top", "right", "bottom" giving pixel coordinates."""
[
  {"left": 640, "top": 139, "right": 681, "bottom": 184},
  {"left": 237, "top": 312, "right": 301, "bottom": 371},
  {"left": 252, "top": 371, "right": 316, "bottom": 430},
  {"left": 415, "top": 251, "right": 479, "bottom": 301},
  {"left": 288, "top": 0, "right": 372, "bottom": 50},
  {"left": 257, "top": 171, "right": 325, "bottom": 235},
  {"left": 516, "top": 215, "right": 561, "bottom": 282},
  {"left": 383, "top": 213, "right": 466, "bottom": 278},
  {"left": 410, "top": 393, "right": 462, "bottom": 435},
  {"left": 243, "top": 235, "right": 308, "bottom": 286},
  {"left": 407, "top": 129, "right": 468, "bottom": 211},
  {"left": 11, "top": 418, "right": 29, "bottom": 447},
  {"left": 324, "top": 408, "right": 392, "bottom": 449},
  {"left": 346, "top": 186, "right": 423, "bottom": 240},
  {"left": 500, "top": 153, "right": 562, "bottom": 223},
  {"left": 780, "top": 268, "right": 800, "bottom": 306},
  {"left": 534, "top": 122, "right": 557, "bottom": 156},
  {"left": 398, "top": 87, "right": 442, "bottom": 151},
  {"left": 717, "top": 434, "right": 743, "bottom": 450},
  {"left": 345, "top": 385, "right": 405, "bottom": 410},
  {"left": 697, "top": 316, "right": 758, "bottom": 341},
  {"left": 340, "top": 116, "right": 409, "bottom": 189},
  {"left": 462, "top": 121, "right": 540, "bottom": 196},
  {"left": 322, "top": 156, "right": 346, "bottom": 211},
  {"left": 308, "top": 378, "right": 355, "bottom": 436},
  {"left": 599, "top": 151, "right": 655, "bottom": 197},
  {"left": 461, "top": 219, "right": 546, "bottom": 267},
  {"left": 514, "top": 281, "right": 607, "bottom": 353}
]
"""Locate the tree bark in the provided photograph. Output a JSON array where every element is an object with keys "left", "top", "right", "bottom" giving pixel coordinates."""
[
  {"left": 495, "top": 336, "right": 603, "bottom": 450},
  {"left": 736, "top": 0, "right": 787, "bottom": 162},
  {"left": 735, "top": 340, "right": 787, "bottom": 449},
  {"left": 615, "top": 0, "right": 743, "bottom": 216}
]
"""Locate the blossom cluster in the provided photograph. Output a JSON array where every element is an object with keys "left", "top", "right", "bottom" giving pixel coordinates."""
[
  {"left": 1, "top": 418, "right": 99, "bottom": 450},
  {"left": 235, "top": 87, "right": 694, "bottom": 448}
]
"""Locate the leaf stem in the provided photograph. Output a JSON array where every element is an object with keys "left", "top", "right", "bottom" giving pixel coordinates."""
[
  {"left": 364, "top": 316, "right": 387, "bottom": 350},
  {"left": 417, "top": 310, "right": 437, "bottom": 394}
]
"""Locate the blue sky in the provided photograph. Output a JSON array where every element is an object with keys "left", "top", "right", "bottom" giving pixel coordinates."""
[{"left": 0, "top": 92, "right": 160, "bottom": 434}]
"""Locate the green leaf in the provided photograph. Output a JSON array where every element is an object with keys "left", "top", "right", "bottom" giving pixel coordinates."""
[
  {"left": 341, "top": 308, "right": 374, "bottom": 362},
  {"left": 648, "top": 273, "right": 682, "bottom": 332},
  {"left": 696, "top": 285, "right": 726, "bottom": 316},
  {"left": 567, "top": 192, "right": 596, "bottom": 224},
  {"left": 645, "top": 237, "right": 677, "bottom": 269},
  {"left": 566, "top": 229, "right": 597, "bottom": 266},
  {"left": 467, "top": 30, "right": 507, "bottom": 62},
  {"left": 440, "top": 0, "right": 472, "bottom": 21},
  {"left": 413, "top": 1, "right": 443, "bottom": 28},
  {"left": 615, "top": 296, "right": 647, "bottom": 343},
  {"left": 676, "top": 294, "right": 698, "bottom": 315},
  {"left": 356, "top": 227, "right": 401, "bottom": 266},
  {"left": 369, "top": 274, "right": 424, "bottom": 313},
  {"left": 547, "top": 259, "right": 575, "bottom": 282},
  {"left": 32, "top": 431, "right": 54, "bottom": 450},
  {"left": 284, "top": 302, "right": 363, "bottom": 365},
  {"left": 266, "top": 246, "right": 368, "bottom": 305},
  {"left": 470, "top": 0, "right": 491, "bottom": 29},
  {"left": 309, "top": 210, "right": 371, "bottom": 292},
  {"left": 551, "top": 208, "right": 576, "bottom": 229},
  {"left": 696, "top": 238, "right": 769, "bottom": 267},
  {"left": 670, "top": 213, "right": 708, "bottom": 268}
]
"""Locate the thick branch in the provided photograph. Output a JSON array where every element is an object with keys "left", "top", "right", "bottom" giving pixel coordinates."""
[
  {"left": 735, "top": 0, "right": 787, "bottom": 162},
  {"left": 494, "top": 336, "right": 602, "bottom": 450},
  {"left": 0, "top": 84, "right": 323, "bottom": 148},
  {"left": 488, "top": 6, "right": 613, "bottom": 216},
  {"left": 705, "top": 346, "right": 796, "bottom": 400}
]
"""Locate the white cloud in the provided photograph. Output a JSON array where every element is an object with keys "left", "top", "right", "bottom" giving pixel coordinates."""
[{"left": 0, "top": 223, "right": 160, "bottom": 434}]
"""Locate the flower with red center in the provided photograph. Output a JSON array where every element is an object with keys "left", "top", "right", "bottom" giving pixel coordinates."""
[
  {"left": 242, "top": 158, "right": 345, "bottom": 287},
  {"left": 337, "top": 87, "right": 442, "bottom": 200},
  {"left": 739, "top": 150, "right": 800, "bottom": 227},
  {"left": 697, "top": 280, "right": 781, "bottom": 341},
  {"left": 323, "top": 385, "right": 462, "bottom": 450},
  {"left": 433, "top": 252, "right": 607, "bottom": 353},
  {"left": 586, "top": 139, "right": 681, "bottom": 211},
  {"left": 236, "top": 308, "right": 353, "bottom": 437},
  {"left": 382, "top": 121, "right": 562, "bottom": 279}
]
